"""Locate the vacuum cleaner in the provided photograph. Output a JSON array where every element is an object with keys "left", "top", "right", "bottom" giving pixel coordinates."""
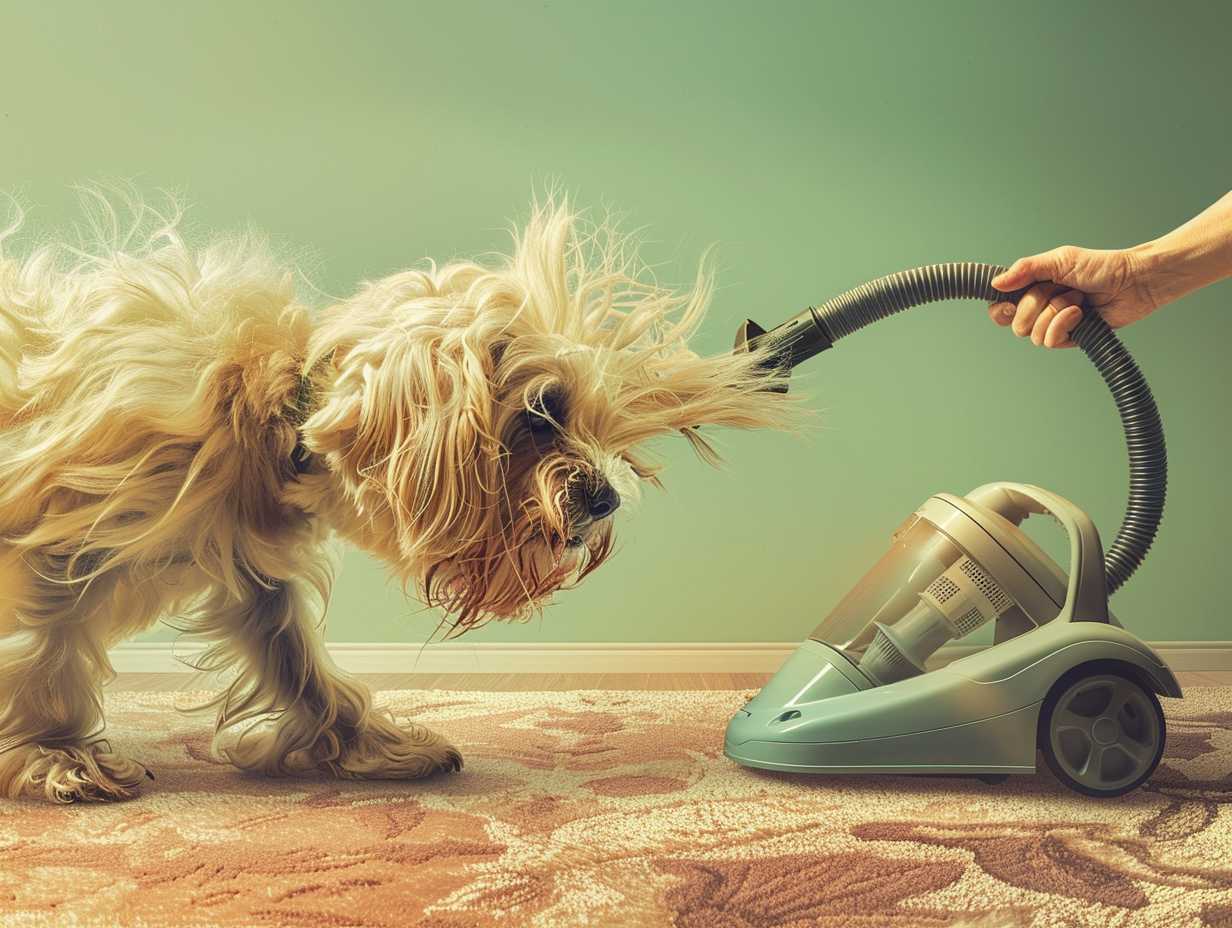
[{"left": 725, "top": 263, "right": 1177, "bottom": 797}]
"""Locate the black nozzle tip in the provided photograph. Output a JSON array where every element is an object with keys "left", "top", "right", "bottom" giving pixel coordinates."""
[
  {"left": 734, "top": 318, "right": 789, "bottom": 393},
  {"left": 734, "top": 318, "right": 768, "bottom": 352}
]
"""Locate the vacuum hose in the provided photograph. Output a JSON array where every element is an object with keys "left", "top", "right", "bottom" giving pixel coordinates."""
[{"left": 736, "top": 262, "right": 1166, "bottom": 595}]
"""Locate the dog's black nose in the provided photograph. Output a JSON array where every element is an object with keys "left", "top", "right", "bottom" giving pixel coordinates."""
[{"left": 586, "top": 482, "right": 621, "bottom": 519}]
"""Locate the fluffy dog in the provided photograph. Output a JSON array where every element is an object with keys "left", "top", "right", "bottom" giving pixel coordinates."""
[{"left": 0, "top": 197, "right": 789, "bottom": 802}]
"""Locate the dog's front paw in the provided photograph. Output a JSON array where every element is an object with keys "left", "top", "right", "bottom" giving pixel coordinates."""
[
  {"left": 0, "top": 741, "right": 150, "bottom": 803},
  {"left": 337, "top": 713, "right": 463, "bottom": 780}
]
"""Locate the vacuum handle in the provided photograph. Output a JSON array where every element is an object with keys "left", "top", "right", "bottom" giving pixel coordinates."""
[{"left": 970, "top": 481, "right": 1109, "bottom": 623}]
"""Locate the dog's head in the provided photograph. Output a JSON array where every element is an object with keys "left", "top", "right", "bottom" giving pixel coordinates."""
[{"left": 303, "top": 202, "right": 791, "bottom": 632}]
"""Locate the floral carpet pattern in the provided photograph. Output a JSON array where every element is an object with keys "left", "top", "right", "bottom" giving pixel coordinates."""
[{"left": 1, "top": 688, "right": 1231, "bottom": 927}]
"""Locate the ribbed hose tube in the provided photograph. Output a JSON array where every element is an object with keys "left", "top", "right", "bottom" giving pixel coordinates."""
[{"left": 809, "top": 262, "right": 1166, "bottom": 596}]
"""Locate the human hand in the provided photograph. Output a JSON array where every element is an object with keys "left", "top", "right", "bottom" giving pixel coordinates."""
[{"left": 987, "top": 246, "right": 1160, "bottom": 348}]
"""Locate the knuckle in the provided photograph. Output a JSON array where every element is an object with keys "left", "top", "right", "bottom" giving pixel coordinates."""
[{"left": 1052, "top": 245, "right": 1081, "bottom": 275}]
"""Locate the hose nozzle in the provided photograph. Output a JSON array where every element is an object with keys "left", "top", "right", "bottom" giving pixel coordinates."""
[{"left": 734, "top": 309, "right": 834, "bottom": 393}]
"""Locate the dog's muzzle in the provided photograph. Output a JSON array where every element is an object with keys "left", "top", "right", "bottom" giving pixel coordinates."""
[
  {"left": 585, "top": 481, "right": 620, "bottom": 519},
  {"left": 564, "top": 478, "right": 620, "bottom": 547}
]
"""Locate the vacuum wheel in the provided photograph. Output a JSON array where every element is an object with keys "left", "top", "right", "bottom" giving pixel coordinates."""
[{"left": 1038, "top": 669, "right": 1165, "bottom": 797}]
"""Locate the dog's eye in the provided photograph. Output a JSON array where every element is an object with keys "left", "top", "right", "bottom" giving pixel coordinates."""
[{"left": 525, "top": 390, "right": 565, "bottom": 437}]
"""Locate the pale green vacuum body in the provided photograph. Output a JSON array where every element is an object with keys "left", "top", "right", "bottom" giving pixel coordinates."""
[{"left": 724, "top": 264, "right": 1175, "bottom": 797}]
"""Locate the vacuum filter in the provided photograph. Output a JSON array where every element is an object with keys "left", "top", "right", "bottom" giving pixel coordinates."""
[{"left": 859, "top": 556, "right": 1014, "bottom": 685}]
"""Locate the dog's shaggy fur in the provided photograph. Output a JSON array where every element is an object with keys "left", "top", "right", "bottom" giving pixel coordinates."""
[{"left": 0, "top": 197, "right": 790, "bottom": 802}]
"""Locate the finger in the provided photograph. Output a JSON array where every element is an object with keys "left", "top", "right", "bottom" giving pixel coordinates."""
[
  {"left": 1044, "top": 304, "right": 1083, "bottom": 348},
  {"left": 1011, "top": 283, "right": 1060, "bottom": 337},
  {"left": 1031, "top": 305, "right": 1059, "bottom": 346},
  {"left": 991, "top": 246, "right": 1073, "bottom": 293},
  {"left": 1033, "top": 289, "right": 1083, "bottom": 346},
  {"left": 991, "top": 258, "right": 1036, "bottom": 293},
  {"left": 987, "top": 302, "right": 1016, "bottom": 326}
]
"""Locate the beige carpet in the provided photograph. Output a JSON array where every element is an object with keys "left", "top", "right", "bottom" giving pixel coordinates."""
[{"left": 1, "top": 688, "right": 1231, "bottom": 928}]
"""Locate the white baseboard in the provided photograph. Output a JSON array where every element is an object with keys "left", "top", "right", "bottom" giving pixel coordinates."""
[{"left": 108, "top": 640, "right": 1232, "bottom": 675}]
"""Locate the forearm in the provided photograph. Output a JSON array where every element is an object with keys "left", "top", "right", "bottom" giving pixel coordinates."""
[{"left": 1134, "top": 190, "right": 1232, "bottom": 307}]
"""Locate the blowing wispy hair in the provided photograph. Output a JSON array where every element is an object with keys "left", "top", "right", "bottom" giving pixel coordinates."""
[{"left": 0, "top": 192, "right": 793, "bottom": 802}]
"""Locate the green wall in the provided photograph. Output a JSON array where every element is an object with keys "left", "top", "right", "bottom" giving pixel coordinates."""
[{"left": 4, "top": 1, "right": 1229, "bottom": 644}]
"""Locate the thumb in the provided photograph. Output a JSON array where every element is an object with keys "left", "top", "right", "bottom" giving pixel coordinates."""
[{"left": 992, "top": 248, "right": 1068, "bottom": 292}]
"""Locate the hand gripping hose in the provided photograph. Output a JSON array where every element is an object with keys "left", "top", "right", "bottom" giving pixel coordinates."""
[{"left": 735, "top": 263, "right": 1166, "bottom": 595}]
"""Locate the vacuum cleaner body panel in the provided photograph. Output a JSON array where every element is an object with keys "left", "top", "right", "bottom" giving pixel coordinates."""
[
  {"left": 725, "top": 482, "right": 1180, "bottom": 778},
  {"left": 726, "top": 703, "right": 1042, "bottom": 775},
  {"left": 949, "top": 615, "right": 1180, "bottom": 698}
]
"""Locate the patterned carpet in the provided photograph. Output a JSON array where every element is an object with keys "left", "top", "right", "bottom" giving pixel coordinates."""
[{"left": 1, "top": 688, "right": 1231, "bottom": 928}]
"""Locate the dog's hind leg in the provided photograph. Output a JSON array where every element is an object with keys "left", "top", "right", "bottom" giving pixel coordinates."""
[
  {"left": 195, "top": 573, "right": 461, "bottom": 780},
  {"left": 0, "top": 572, "right": 149, "bottom": 802}
]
